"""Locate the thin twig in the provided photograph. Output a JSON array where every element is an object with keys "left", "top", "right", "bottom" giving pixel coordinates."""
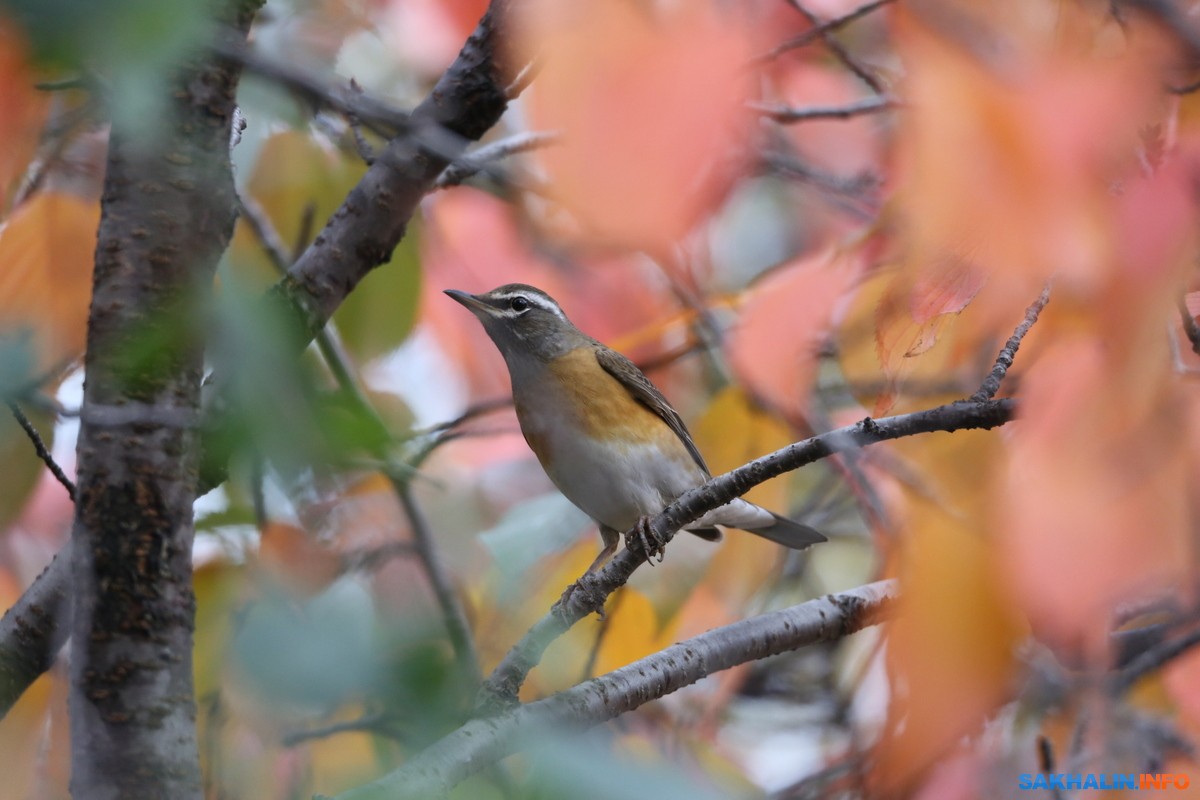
[
  {"left": 237, "top": 193, "right": 293, "bottom": 272},
  {"left": 504, "top": 57, "right": 541, "bottom": 99},
  {"left": 213, "top": 36, "right": 410, "bottom": 137},
  {"left": 1178, "top": 294, "right": 1200, "bottom": 356},
  {"left": 761, "top": 150, "right": 881, "bottom": 221},
  {"left": 970, "top": 283, "right": 1051, "bottom": 402},
  {"left": 344, "top": 540, "right": 418, "bottom": 572},
  {"left": 1110, "top": 624, "right": 1200, "bottom": 695},
  {"left": 10, "top": 102, "right": 95, "bottom": 211},
  {"left": 7, "top": 401, "right": 75, "bottom": 501},
  {"left": 434, "top": 130, "right": 562, "bottom": 189},
  {"left": 240, "top": 183, "right": 474, "bottom": 677},
  {"left": 752, "top": 95, "right": 897, "bottom": 123},
  {"left": 34, "top": 76, "right": 88, "bottom": 92},
  {"left": 755, "top": 0, "right": 898, "bottom": 63},
  {"left": 346, "top": 78, "right": 377, "bottom": 165},
  {"left": 282, "top": 711, "right": 400, "bottom": 747},
  {"left": 392, "top": 477, "right": 482, "bottom": 685},
  {"left": 783, "top": 0, "right": 886, "bottom": 93}
]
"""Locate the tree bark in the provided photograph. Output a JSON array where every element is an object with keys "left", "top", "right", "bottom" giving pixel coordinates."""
[{"left": 66, "top": 2, "right": 260, "bottom": 796}]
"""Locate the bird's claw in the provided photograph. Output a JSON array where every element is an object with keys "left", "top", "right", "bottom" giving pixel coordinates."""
[{"left": 627, "top": 517, "right": 667, "bottom": 565}]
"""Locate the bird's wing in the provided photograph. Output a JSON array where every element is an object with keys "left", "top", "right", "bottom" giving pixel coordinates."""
[{"left": 594, "top": 345, "right": 710, "bottom": 476}]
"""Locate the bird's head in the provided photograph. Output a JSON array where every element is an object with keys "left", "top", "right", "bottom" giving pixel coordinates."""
[{"left": 445, "top": 283, "right": 586, "bottom": 363}]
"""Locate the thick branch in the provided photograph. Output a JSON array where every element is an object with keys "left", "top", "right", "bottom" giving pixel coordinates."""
[
  {"left": 199, "top": 0, "right": 515, "bottom": 490},
  {"left": 257, "top": 0, "right": 514, "bottom": 348},
  {"left": 334, "top": 580, "right": 897, "bottom": 800},
  {"left": 478, "top": 398, "right": 1015, "bottom": 709}
]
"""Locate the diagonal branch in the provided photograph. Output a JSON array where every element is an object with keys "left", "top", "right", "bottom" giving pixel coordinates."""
[
  {"left": 971, "top": 283, "right": 1051, "bottom": 402},
  {"left": 477, "top": 398, "right": 1015, "bottom": 710},
  {"left": 6, "top": 401, "right": 75, "bottom": 500},
  {"left": 334, "top": 580, "right": 898, "bottom": 800}
]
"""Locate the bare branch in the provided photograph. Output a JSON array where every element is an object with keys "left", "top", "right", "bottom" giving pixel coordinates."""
[
  {"left": 478, "top": 398, "right": 1015, "bottom": 710},
  {"left": 334, "top": 580, "right": 898, "bottom": 800},
  {"left": 6, "top": 401, "right": 75, "bottom": 501},
  {"left": 212, "top": 36, "right": 411, "bottom": 138},
  {"left": 283, "top": 711, "right": 401, "bottom": 747},
  {"left": 782, "top": 0, "right": 886, "bottom": 93},
  {"left": 971, "top": 283, "right": 1052, "bottom": 402},
  {"left": 1109, "top": 624, "right": 1200, "bottom": 695},
  {"left": 752, "top": 95, "right": 897, "bottom": 123},
  {"left": 434, "top": 130, "right": 562, "bottom": 189},
  {"left": 1178, "top": 294, "right": 1200, "bottom": 357},
  {"left": 755, "top": 0, "right": 898, "bottom": 63},
  {"left": 392, "top": 476, "right": 482, "bottom": 684}
]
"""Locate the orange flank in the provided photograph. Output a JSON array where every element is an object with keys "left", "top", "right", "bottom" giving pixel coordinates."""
[{"left": 520, "top": 348, "right": 678, "bottom": 446}]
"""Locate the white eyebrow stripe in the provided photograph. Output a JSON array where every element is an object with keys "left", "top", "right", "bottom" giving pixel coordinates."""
[{"left": 490, "top": 291, "right": 566, "bottom": 320}]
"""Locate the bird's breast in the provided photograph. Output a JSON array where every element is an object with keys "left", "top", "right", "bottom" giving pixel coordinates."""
[{"left": 510, "top": 349, "right": 702, "bottom": 530}]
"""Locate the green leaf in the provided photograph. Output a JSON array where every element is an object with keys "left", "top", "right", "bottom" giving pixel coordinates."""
[{"left": 331, "top": 229, "right": 421, "bottom": 361}]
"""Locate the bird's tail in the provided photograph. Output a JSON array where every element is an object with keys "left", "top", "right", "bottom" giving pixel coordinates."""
[
  {"left": 742, "top": 511, "right": 827, "bottom": 549},
  {"left": 689, "top": 498, "right": 826, "bottom": 550}
]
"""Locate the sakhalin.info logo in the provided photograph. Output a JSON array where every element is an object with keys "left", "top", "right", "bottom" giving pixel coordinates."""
[{"left": 1018, "top": 773, "right": 1190, "bottom": 791}]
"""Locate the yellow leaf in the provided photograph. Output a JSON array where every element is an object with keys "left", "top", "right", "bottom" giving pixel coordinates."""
[{"left": 0, "top": 191, "right": 99, "bottom": 369}]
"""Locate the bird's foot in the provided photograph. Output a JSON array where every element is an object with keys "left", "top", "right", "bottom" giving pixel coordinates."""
[
  {"left": 627, "top": 516, "right": 667, "bottom": 565},
  {"left": 558, "top": 577, "right": 607, "bottom": 620}
]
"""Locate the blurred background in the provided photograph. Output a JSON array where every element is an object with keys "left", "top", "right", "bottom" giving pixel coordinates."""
[{"left": 1, "top": 0, "right": 1199, "bottom": 797}]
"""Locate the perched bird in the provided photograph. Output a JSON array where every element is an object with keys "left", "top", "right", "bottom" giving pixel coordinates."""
[{"left": 446, "top": 283, "right": 825, "bottom": 569}]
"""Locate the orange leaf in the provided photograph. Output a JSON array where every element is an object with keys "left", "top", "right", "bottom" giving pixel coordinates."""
[
  {"left": 727, "top": 250, "right": 858, "bottom": 417},
  {"left": 514, "top": 0, "right": 753, "bottom": 252},
  {"left": 0, "top": 21, "right": 46, "bottom": 201},
  {"left": 876, "top": 429, "right": 1023, "bottom": 792},
  {"left": 998, "top": 338, "right": 1193, "bottom": 652},
  {"left": 892, "top": 8, "right": 1168, "bottom": 288},
  {"left": 0, "top": 191, "right": 99, "bottom": 369}
]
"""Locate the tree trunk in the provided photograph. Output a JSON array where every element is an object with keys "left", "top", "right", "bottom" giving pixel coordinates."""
[{"left": 67, "top": 2, "right": 261, "bottom": 796}]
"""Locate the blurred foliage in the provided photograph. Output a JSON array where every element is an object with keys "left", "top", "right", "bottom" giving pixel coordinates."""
[
  {"left": 1, "top": 0, "right": 217, "bottom": 131},
  {"left": 1, "top": 0, "right": 1199, "bottom": 798}
]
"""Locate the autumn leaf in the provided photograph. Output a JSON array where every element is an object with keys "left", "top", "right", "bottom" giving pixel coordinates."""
[
  {"left": 876, "top": 430, "right": 1023, "bottom": 792},
  {"left": 0, "top": 20, "right": 47, "bottom": 203},
  {"left": 998, "top": 338, "right": 1193, "bottom": 652},
  {"left": 0, "top": 191, "right": 99, "bottom": 371},
  {"left": 727, "top": 249, "right": 859, "bottom": 417},
  {"left": 512, "top": 0, "right": 754, "bottom": 253}
]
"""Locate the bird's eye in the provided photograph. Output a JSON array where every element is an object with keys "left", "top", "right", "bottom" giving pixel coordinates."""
[{"left": 510, "top": 296, "right": 531, "bottom": 312}]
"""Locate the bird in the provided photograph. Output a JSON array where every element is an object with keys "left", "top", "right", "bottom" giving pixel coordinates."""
[{"left": 445, "top": 283, "right": 826, "bottom": 570}]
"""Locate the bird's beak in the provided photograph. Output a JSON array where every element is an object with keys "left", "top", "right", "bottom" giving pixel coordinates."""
[{"left": 444, "top": 289, "right": 492, "bottom": 316}]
